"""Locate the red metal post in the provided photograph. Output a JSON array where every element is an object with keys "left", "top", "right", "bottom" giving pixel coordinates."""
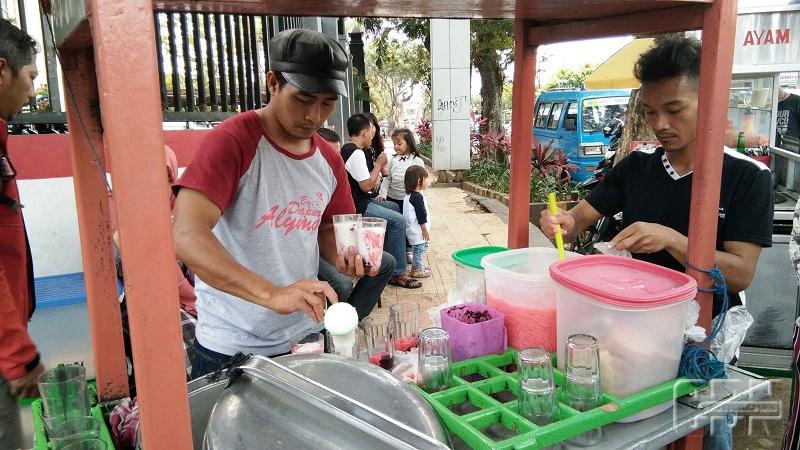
[
  {"left": 688, "top": 0, "right": 738, "bottom": 333},
  {"left": 86, "top": 1, "right": 192, "bottom": 448},
  {"left": 61, "top": 48, "right": 129, "bottom": 400},
  {"left": 508, "top": 19, "right": 537, "bottom": 249}
]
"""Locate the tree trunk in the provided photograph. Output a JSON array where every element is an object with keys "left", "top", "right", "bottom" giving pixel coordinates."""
[
  {"left": 616, "top": 89, "right": 657, "bottom": 164},
  {"left": 473, "top": 46, "right": 504, "bottom": 136}
]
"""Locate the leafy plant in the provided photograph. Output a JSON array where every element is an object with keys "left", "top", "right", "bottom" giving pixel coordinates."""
[
  {"left": 416, "top": 116, "right": 432, "bottom": 145},
  {"left": 475, "top": 127, "right": 510, "bottom": 163}
]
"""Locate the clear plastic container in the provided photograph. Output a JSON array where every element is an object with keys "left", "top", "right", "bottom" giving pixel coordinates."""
[
  {"left": 550, "top": 255, "right": 697, "bottom": 422},
  {"left": 451, "top": 246, "right": 507, "bottom": 304},
  {"left": 481, "top": 247, "right": 580, "bottom": 352}
]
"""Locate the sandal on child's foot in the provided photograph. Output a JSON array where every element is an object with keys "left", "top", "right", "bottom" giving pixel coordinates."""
[
  {"left": 410, "top": 267, "right": 432, "bottom": 278},
  {"left": 388, "top": 274, "right": 422, "bottom": 288}
]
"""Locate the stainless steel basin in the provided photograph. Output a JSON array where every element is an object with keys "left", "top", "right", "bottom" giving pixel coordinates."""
[{"left": 186, "top": 354, "right": 449, "bottom": 449}]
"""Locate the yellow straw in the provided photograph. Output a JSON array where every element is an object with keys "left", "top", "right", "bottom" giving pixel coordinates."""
[{"left": 547, "top": 193, "right": 566, "bottom": 260}]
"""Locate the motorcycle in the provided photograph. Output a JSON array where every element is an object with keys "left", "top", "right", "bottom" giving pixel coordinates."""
[{"left": 572, "top": 117, "right": 625, "bottom": 255}]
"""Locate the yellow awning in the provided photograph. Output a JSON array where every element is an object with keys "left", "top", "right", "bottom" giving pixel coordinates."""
[{"left": 583, "top": 38, "right": 654, "bottom": 90}]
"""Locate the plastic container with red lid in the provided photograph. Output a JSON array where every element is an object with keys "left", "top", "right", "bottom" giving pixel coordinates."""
[{"left": 550, "top": 255, "right": 697, "bottom": 422}]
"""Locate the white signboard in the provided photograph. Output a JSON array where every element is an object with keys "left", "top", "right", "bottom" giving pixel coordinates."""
[
  {"left": 733, "top": 9, "right": 800, "bottom": 73},
  {"left": 430, "top": 19, "right": 471, "bottom": 171}
]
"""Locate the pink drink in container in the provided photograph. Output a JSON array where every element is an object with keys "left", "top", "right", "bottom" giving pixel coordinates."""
[
  {"left": 482, "top": 247, "right": 581, "bottom": 352},
  {"left": 333, "top": 214, "right": 361, "bottom": 255},
  {"left": 357, "top": 217, "right": 387, "bottom": 271}
]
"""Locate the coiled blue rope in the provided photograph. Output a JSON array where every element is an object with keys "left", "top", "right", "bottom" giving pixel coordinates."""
[{"left": 678, "top": 263, "right": 729, "bottom": 385}]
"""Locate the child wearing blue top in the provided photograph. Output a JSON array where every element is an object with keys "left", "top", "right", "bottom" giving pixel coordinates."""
[{"left": 402, "top": 166, "right": 431, "bottom": 278}]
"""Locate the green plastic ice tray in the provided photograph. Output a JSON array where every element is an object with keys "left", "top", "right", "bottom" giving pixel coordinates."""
[{"left": 412, "top": 348, "right": 701, "bottom": 450}]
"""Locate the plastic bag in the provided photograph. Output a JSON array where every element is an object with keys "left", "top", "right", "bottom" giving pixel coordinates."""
[
  {"left": 593, "top": 242, "right": 632, "bottom": 258},
  {"left": 427, "top": 289, "right": 468, "bottom": 327},
  {"left": 710, "top": 306, "right": 754, "bottom": 364},
  {"left": 684, "top": 300, "right": 707, "bottom": 343}
]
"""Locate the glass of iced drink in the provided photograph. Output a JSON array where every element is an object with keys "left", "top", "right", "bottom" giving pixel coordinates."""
[
  {"left": 390, "top": 301, "right": 420, "bottom": 352},
  {"left": 362, "top": 314, "right": 394, "bottom": 369},
  {"left": 357, "top": 217, "right": 387, "bottom": 271},
  {"left": 333, "top": 214, "right": 361, "bottom": 255}
]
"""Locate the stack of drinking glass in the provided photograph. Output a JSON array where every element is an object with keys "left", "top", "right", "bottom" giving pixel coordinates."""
[
  {"left": 518, "top": 334, "right": 603, "bottom": 446},
  {"left": 37, "top": 364, "right": 107, "bottom": 450}
]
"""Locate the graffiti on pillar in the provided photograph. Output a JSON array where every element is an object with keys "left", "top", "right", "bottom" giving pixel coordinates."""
[
  {"left": 435, "top": 134, "right": 448, "bottom": 154},
  {"left": 436, "top": 95, "right": 468, "bottom": 114}
]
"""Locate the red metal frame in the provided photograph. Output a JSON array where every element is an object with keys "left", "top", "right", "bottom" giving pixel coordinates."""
[
  {"left": 61, "top": 47, "right": 129, "bottom": 401},
  {"left": 507, "top": 19, "right": 537, "bottom": 249},
  {"left": 51, "top": 1, "right": 733, "bottom": 448}
]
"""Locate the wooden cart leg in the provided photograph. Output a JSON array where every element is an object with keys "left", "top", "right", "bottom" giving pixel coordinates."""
[{"left": 667, "top": 429, "right": 704, "bottom": 450}]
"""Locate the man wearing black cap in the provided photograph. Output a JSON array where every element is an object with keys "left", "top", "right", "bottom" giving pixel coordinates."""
[{"left": 173, "top": 29, "right": 394, "bottom": 377}]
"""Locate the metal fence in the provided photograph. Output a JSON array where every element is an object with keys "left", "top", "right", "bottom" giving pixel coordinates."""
[{"left": 5, "top": 1, "right": 312, "bottom": 127}]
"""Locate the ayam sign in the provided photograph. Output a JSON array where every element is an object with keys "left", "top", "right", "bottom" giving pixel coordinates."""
[
  {"left": 733, "top": 9, "right": 800, "bottom": 72},
  {"left": 741, "top": 28, "right": 790, "bottom": 46}
]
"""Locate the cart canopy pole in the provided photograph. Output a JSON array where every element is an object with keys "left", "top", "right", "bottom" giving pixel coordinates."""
[
  {"left": 508, "top": 19, "right": 537, "bottom": 249},
  {"left": 85, "top": 0, "right": 193, "bottom": 447},
  {"left": 62, "top": 47, "right": 129, "bottom": 401},
  {"left": 688, "top": 0, "right": 738, "bottom": 333}
]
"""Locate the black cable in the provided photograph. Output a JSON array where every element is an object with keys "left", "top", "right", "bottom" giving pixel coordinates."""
[{"left": 43, "top": 12, "right": 113, "bottom": 196}]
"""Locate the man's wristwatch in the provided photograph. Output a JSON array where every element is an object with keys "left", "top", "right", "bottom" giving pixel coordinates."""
[{"left": 24, "top": 353, "right": 41, "bottom": 373}]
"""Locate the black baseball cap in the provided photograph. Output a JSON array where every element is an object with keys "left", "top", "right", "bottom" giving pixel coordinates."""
[{"left": 269, "top": 29, "right": 349, "bottom": 97}]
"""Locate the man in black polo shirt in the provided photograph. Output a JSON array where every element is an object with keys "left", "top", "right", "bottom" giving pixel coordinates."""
[
  {"left": 541, "top": 35, "right": 772, "bottom": 315},
  {"left": 541, "top": 35, "right": 772, "bottom": 448}
]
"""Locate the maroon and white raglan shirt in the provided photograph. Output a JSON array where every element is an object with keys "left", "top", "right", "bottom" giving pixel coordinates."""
[{"left": 174, "top": 111, "right": 354, "bottom": 356}]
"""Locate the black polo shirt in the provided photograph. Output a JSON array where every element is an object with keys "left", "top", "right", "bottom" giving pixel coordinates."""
[{"left": 586, "top": 147, "right": 773, "bottom": 316}]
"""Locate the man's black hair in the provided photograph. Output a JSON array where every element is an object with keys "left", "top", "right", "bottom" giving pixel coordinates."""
[
  {"left": 273, "top": 71, "right": 289, "bottom": 87},
  {"left": 634, "top": 34, "right": 701, "bottom": 85},
  {"left": 0, "top": 19, "right": 37, "bottom": 75},
  {"left": 317, "top": 127, "right": 340, "bottom": 143},
  {"left": 347, "top": 113, "right": 372, "bottom": 137}
]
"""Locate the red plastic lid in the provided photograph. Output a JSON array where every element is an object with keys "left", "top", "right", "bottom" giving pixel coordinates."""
[{"left": 549, "top": 255, "right": 697, "bottom": 308}]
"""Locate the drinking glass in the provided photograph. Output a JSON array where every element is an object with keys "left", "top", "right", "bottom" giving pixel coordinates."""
[
  {"left": 563, "top": 334, "right": 603, "bottom": 445},
  {"left": 61, "top": 439, "right": 108, "bottom": 450},
  {"left": 517, "top": 347, "right": 558, "bottom": 426},
  {"left": 47, "top": 416, "right": 101, "bottom": 449},
  {"left": 362, "top": 314, "right": 394, "bottom": 369},
  {"left": 357, "top": 217, "right": 387, "bottom": 270},
  {"left": 390, "top": 301, "right": 420, "bottom": 352},
  {"left": 417, "top": 327, "right": 452, "bottom": 393},
  {"left": 333, "top": 214, "right": 361, "bottom": 255},
  {"left": 37, "top": 364, "right": 89, "bottom": 422},
  {"left": 290, "top": 332, "right": 325, "bottom": 354}
]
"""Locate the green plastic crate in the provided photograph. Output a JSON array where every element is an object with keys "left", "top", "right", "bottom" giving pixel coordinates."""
[
  {"left": 413, "top": 348, "right": 701, "bottom": 449},
  {"left": 31, "top": 381, "right": 115, "bottom": 450}
]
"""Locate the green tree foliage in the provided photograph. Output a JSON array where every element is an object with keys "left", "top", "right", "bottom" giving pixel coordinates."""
[
  {"left": 365, "top": 36, "right": 429, "bottom": 131},
  {"left": 543, "top": 63, "right": 597, "bottom": 91},
  {"left": 360, "top": 19, "right": 513, "bottom": 145}
]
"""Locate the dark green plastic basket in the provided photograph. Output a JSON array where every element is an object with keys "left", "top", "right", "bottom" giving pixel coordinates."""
[{"left": 413, "top": 348, "right": 701, "bottom": 449}]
